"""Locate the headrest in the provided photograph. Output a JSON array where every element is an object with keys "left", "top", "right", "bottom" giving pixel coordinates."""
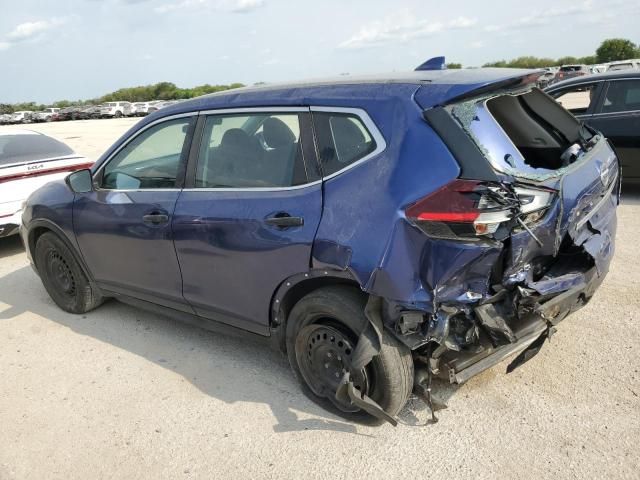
[
  {"left": 220, "top": 128, "right": 252, "bottom": 149},
  {"left": 263, "top": 117, "right": 295, "bottom": 148}
]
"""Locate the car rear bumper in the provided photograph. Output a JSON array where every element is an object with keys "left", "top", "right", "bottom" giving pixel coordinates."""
[{"left": 445, "top": 264, "right": 602, "bottom": 383}]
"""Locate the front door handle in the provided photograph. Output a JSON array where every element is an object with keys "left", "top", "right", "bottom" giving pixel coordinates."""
[
  {"left": 143, "top": 211, "right": 169, "bottom": 225},
  {"left": 265, "top": 213, "right": 304, "bottom": 228}
]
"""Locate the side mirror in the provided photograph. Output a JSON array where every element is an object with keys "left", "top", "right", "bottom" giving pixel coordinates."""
[{"left": 66, "top": 169, "right": 93, "bottom": 193}]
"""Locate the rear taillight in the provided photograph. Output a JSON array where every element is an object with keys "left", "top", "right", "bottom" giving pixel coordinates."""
[
  {"left": 405, "top": 180, "right": 555, "bottom": 240},
  {"left": 405, "top": 179, "right": 513, "bottom": 239}
]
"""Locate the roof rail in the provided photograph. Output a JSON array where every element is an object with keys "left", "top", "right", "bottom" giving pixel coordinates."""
[{"left": 415, "top": 56, "right": 446, "bottom": 71}]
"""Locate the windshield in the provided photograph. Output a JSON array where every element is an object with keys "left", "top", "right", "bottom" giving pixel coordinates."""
[{"left": 0, "top": 134, "right": 74, "bottom": 166}]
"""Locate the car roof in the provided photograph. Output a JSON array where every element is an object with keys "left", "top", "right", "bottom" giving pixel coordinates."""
[
  {"left": 151, "top": 68, "right": 539, "bottom": 118},
  {"left": 547, "top": 70, "right": 640, "bottom": 89}
]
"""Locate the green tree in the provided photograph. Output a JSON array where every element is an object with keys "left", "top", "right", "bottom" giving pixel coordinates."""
[
  {"left": 596, "top": 38, "right": 639, "bottom": 63},
  {"left": 446, "top": 62, "right": 462, "bottom": 69}
]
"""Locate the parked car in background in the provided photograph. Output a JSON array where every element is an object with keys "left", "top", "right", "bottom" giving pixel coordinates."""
[
  {"left": 130, "top": 102, "right": 152, "bottom": 116},
  {"left": 546, "top": 70, "right": 640, "bottom": 185},
  {"left": 10, "top": 111, "right": 34, "bottom": 124},
  {"left": 75, "top": 105, "right": 102, "bottom": 120},
  {"left": 21, "top": 64, "right": 619, "bottom": 425},
  {"left": 0, "top": 129, "right": 93, "bottom": 237},
  {"left": 607, "top": 60, "right": 640, "bottom": 72},
  {"left": 146, "top": 100, "right": 181, "bottom": 114},
  {"left": 553, "top": 64, "right": 589, "bottom": 83},
  {"left": 33, "top": 108, "right": 60, "bottom": 122},
  {"left": 591, "top": 64, "right": 609, "bottom": 74},
  {"left": 0, "top": 114, "right": 12, "bottom": 125},
  {"left": 100, "top": 102, "right": 132, "bottom": 118},
  {"left": 536, "top": 68, "right": 556, "bottom": 88},
  {"left": 56, "top": 106, "right": 82, "bottom": 121}
]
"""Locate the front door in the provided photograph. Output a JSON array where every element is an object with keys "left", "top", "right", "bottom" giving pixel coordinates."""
[
  {"left": 172, "top": 109, "right": 322, "bottom": 335},
  {"left": 74, "top": 115, "right": 196, "bottom": 310}
]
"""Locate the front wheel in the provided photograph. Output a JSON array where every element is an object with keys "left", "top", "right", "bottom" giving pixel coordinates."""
[
  {"left": 286, "top": 286, "right": 413, "bottom": 421},
  {"left": 35, "top": 232, "right": 104, "bottom": 314}
]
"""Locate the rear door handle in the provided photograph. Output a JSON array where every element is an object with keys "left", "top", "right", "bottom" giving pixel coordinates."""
[
  {"left": 264, "top": 213, "right": 304, "bottom": 228},
  {"left": 143, "top": 211, "right": 169, "bottom": 225}
]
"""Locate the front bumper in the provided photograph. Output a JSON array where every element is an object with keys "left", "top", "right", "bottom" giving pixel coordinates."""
[{"left": 0, "top": 209, "right": 22, "bottom": 237}]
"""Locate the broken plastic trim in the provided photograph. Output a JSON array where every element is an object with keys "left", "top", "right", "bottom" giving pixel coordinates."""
[{"left": 335, "top": 296, "right": 400, "bottom": 426}]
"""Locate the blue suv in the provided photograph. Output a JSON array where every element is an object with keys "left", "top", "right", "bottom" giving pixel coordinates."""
[{"left": 21, "top": 62, "right": 619, "bottom": 424}]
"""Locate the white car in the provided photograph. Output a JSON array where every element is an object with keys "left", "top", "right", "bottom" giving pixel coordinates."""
[
  {"left": 130, "top": 102, "right": 152, "bottom": 116},
  {"left": 0, "top": 130, "right": 93, "bottom": 237},
  {"left": 10, "top": 111, "right": 34, "bottom": 124},
  {"left": 100, "top": 102, "right": 132, "bottom": 118},
  {"left": 607, "top": 60, "right": 640, "bottom": 72},
  {"left": 34, "top": 108, "right": 60, "bottom": 122}
]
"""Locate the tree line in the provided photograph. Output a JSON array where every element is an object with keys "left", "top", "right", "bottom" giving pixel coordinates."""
[
  {"left": 482, "top": 38, "right": 639, "bottom": 68},
  {"left": 1, "top": 82, "right": 245, "bottom": 114}
]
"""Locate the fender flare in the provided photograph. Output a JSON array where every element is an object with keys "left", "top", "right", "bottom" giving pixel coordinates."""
[{"left": 26, "top": 218, "right": 96, "bottom": 284}]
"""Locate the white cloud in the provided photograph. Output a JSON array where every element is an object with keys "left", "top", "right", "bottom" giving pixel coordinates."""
[
  {"left": 487, "top": 0, "right": 594, "bottom": 32},
  {"left": 155, "top": 0, "right": 264, "bottom": 14},
  {"left": 339, "top": 11, "right": 477, "bottom": 49},
  {"left": 6, "top": 18, "right": 66, "bottom": 41},
  {"left": 0, "top": 17, "right": 67, "bottom": 51}
]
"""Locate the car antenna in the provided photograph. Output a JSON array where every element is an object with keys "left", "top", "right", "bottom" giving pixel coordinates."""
[{"left": 415, "top": 56, "right": 447, "bottom": 71}]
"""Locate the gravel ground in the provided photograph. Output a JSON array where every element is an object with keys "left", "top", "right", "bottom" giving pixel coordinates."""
[{"left": 1, "top": 119, "right": 639, "bottom": 480}]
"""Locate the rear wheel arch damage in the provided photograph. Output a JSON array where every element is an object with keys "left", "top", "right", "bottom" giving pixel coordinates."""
[{"left": 282, "top": 284, "right": 413, "bottom": 424}]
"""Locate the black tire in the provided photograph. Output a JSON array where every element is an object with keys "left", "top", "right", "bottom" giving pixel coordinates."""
[
  {"left": 115, "top": 111, "right": 123, "bottom": 118},
  {"left": 35, "top": 232, "right": 104, "bottom": 314},
  {"left": 286, "top": 286, "right": 413, "bottom": 421}
]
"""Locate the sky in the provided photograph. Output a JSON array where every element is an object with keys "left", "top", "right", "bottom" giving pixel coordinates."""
[{"left": 0, "top": 0, "right": 638, "bottom": 104}]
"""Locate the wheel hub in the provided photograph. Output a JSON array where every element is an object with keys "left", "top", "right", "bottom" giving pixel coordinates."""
[
  {"left": 297, "top": 324, "right": 369, "bottom": 412},
  {"left": 47, "top": 251, "right": 75, "bottom": 296}
]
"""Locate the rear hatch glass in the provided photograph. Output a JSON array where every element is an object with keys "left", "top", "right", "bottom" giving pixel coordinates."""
[
  {"left": 447, "top": 88, "right": 604, "bottom": 182},
  {"left": 0, "top": 134, "right": 75, "bottom": 167}
]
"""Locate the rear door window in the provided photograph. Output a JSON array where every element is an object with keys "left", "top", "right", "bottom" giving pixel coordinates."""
[
  {"left": 600, "top": 80, "right": 640, "bottom": 114},
  {"left": 550, "top": 83, "right": 600, "bottom": 115},
  {"left": 312, "top": 112, "right": 376, "bottom": 176},
  {"left": 194, "top": 112, "right": 308, "bottom": 188}
]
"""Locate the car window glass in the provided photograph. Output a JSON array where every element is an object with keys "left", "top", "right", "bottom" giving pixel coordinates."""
[
  {"left": 602, "top": 80, "right": 640, "bottom": 114},
  {"left": 551, "top": 84, "right": 598, "bottom": 115},
  {"left": 102, "top": 118, "right": 191, "bottom": 190},
  {"left": 195, "top": 113, "right": 307, "bottom": 188},
  {"left": 0, "top": 134, "right": 74, "bottom": 166},
  {"left": 312, "top": 112, "right": 376, "bottom": 176}
]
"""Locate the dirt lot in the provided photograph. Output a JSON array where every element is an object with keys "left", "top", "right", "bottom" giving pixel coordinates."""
[{"left": 1, "top": 119, "right": 639, "bottom": 479}]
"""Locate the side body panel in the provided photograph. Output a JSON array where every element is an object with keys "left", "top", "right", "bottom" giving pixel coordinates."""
[{"left": 172, "top": 186, "right": 323, "bottom": 335}]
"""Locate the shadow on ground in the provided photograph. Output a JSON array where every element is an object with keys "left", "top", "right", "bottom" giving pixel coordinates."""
[
  {"left": 0, "top": 235, "right": 24, "bottom": 259},
  {"left": 0, "top": 243, "right": 457, "bottom": 432}
]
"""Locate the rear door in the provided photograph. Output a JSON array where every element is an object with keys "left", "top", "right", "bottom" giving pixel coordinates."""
[
  {"left": 172, "top": 108, "right": 322, "bottom": 335},
  {"left": 74, "top": 114, "right": 196, "bottom": 310},
  {"left": 547, "top": 81, "right": 604, "bottom": 120},
  {"left": 587, "top": 79, "right": 640, "bottom": 182}
]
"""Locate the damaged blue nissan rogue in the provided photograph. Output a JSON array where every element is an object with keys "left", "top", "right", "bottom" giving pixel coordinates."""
[{"left": 20, "top": 58, "right": 619, "bottom": 425}]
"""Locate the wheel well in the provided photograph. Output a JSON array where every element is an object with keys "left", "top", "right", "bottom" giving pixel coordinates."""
[
  {"left": 270, "top": 275, "right": 364, "bottom": 352},
  {"left": 29, "top": 226, "right": 51, "bottom": 259}
]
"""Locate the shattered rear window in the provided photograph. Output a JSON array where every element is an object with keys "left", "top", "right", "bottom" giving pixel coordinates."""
[{"left": 448, "top": 88, "right": 594, "bottom": 181}]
